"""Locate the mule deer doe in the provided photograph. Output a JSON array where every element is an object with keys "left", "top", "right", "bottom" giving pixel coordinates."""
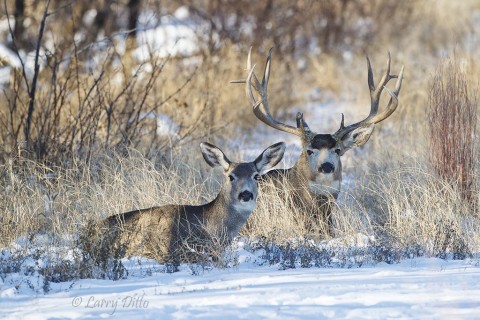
[
  {"left": 236, "top": 48, "right": 404, "bottom": 235},
  {"left": 104, "top": 141, "right": 285, "bottom": 263}
]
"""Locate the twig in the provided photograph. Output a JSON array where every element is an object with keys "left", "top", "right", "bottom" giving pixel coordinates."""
[{"left": 24, "top": 0, "right": 52, "bottom": 145}]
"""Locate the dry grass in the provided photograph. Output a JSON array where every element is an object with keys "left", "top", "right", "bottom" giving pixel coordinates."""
[
  {"left": 0, "top": 147, "right": 220, "bottom": 247},
  {"left": 1, "top": 0, "right": 480, "bottom": 273},
  {"left": 354, "top": 161, "right": 480, "bottom": 258},
  {"left": 1, "top": 141, "right": 480, "bottom": 269},
  {"left": 241, "top": 177, "right": 310, "bottom": 241}
]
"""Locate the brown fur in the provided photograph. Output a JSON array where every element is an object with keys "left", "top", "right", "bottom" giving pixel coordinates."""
[
  {"left": 105, "top": 199, "right": 235, "bottom": 263},
  {"left": 97, "top": 142, "right": 286, "bottom": 264}
]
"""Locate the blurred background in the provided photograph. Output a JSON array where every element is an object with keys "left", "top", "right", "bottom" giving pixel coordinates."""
[{"left": 0, "top": 0, "right": 478, "bottom": 162}]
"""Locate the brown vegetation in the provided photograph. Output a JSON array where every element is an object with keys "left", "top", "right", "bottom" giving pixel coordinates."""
[
  {"left": 0, "top": 0, "right": 480, "bottom": 269},
  {"left": 427, "top": 57, "right": 477, "bottom": 203}
]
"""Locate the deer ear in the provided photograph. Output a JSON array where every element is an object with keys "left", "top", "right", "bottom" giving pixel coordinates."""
[
  {"left": 340, "top": 125, "right": 374, "bottom": 153},
  {"left": 254, "top": 142, "right": 286, "bottom": 175},
  {"left": 200, "top": 142, "right": 231, "bottom": 171}
]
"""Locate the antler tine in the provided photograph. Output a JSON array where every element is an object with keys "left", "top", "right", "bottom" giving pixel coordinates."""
[
  {"left": 365, "top": 64, "right": 404, "bottom": 124},
  {"left": 247, "top": 47, "right": 252, "bottom": 70},
  {"left": 295, "top": 112, "right": 311, "bottom": 130},
  {"left": 367, "top": 56, "right": 375, "bottom": 92},
  {"left": 247, "top": 47, "right": 262, "bottom": 92},
  {"left": 246, "top": 49, "right": 303, "bottom": 138},
  {"left": 245, "top": 65, "right": 259, "bottom": 107},
  {"left": 370, "top": 52, "right": 392, "bottom": 113},
  {"left": 262, "top": 47, "right": 273, "bottom": 88},
  {"left": 395, "top": 64, "right": 405, "bottom": 94},
  {"left": 230, "top": 47, "right": 261, "bottom": 87},
  {"left": 334, "top": 54, "right": 404, "bottom": 139},
  {"left": 365, "top": 53, "right": 391, "bottom": 117}
]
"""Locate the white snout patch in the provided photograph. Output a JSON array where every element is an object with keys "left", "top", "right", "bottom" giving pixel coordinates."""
[{"left": 309, "top": 174, "right": 341, "bottom": 196}]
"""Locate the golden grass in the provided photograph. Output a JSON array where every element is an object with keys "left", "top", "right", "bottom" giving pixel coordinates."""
[
  {"left": 1, "top": 0, "right": 480, "bottom": 263},
  {"left": 0, "top": 148, "right": 220, "bottom": 247},
  {"left": 355, "top": 162, "right": 480, "bottom": 256},
  {"left": 1, "top": 141, "right": 480, "bottom": 259}
]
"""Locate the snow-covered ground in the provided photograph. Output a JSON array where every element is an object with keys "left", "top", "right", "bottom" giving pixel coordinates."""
[{"left": 1, "top": 255, "right": 479, "bottom": 319}]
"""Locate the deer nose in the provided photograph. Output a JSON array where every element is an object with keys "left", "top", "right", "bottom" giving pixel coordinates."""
[
  {"left": 239, "top": 190, "right": 254, "bottom": 202},
  {"left": 319, "top": 162, "right": 335, "bottom": 174}
]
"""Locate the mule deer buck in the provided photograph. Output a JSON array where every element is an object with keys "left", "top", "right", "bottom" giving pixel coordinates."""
[
  {"left": 237, "top": 48, "right": 404, "bottom": 235},
  {"left": 103, "top": 141, "right": 286, "bottom": 264}
]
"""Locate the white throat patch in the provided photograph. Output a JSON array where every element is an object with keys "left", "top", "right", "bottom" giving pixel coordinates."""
[
  {"left": 233, "top": 201, "right": 256, "bottom": 216},
  {"left": 309, "top": 174, "right": 341, "bottom": 196}
]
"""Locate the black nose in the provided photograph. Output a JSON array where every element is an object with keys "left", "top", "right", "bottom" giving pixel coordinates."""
[
  {"left": 239, "top": 190, "right": 254, "bottom": 202},
  {"left": 319, "top": 162, "right": 335, "bottom": 174}
]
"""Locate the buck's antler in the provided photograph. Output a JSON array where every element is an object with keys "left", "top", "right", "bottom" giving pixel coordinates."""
[
  {"left": 333, "top": 53, "right": 404, "bottom": 140},
  {"left": 244, "top": 48, "right": 307, "bottom": 138}
]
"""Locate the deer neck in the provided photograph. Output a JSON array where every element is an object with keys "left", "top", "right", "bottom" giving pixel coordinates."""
[{"left": 204, "top": 188, "right": 253, "bottom": 241}]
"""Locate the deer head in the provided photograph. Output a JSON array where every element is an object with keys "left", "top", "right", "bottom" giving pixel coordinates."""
[
  {"left": 239, "top": 48, "right": 404, "bottom": 198},
  {"left": 200, "top": 141, "right": 286, "bottom": 213}
]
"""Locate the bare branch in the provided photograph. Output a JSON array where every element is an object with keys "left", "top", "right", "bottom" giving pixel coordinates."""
[{"left": 24, "top": 0, "right": 52, "bottom": 145}]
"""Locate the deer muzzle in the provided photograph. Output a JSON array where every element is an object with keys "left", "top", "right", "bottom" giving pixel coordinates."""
[
  {"left": 238, "top": 190, "right": 254, "bottom": 202},
  {"left": 319, "top": 162, "right": 335, "bottom": 174}
]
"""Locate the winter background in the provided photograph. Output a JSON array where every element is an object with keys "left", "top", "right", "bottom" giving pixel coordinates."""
[{"left": 1, "top": 1, "right": 480, "bottom": 319}]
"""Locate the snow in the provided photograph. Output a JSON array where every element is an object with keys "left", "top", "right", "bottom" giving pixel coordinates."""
[
  {"left": 135, "top": 7, "right": 199, "bottom": 61},
  {"left": 1, "top": 254, "right": 479, "bottom": 319},
  {"left": 0, "top": 6, "right": 200, "bottom": 88},
  {"left": 140, "top": 112, "right": 180, "bottom": 137}
]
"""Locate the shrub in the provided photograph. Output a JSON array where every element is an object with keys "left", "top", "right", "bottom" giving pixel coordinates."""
[{"left": 427, "top": 57, "right": 477, "bottom": 204}]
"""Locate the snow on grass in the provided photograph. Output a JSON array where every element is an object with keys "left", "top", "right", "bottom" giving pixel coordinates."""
[
  {"left": 1, "top": 236, "right": 479, "bottom": 319},
  {"left": 1, "top": 252, "right": 479, "bottom": 319}
]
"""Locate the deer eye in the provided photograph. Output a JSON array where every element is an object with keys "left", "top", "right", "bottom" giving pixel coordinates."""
[
  {"left": 307, "top": 150, "right": 314, "bottom": 156},
  {"left": 228, "top": 175, "right": 235, "bottom": 182},
  {"left": 335, "top": 148, "right": 341, "bottom": 155},
  {"left": 254, "top": 174, "right": 260, "bottom": 181}
]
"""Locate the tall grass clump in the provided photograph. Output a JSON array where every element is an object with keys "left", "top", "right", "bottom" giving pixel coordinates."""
[
  {"left": 240, "top": 177, "right": 310, "bottom": 242},
  {"left": 357, "top": 161, "right": 480, "bottom": 259},
  {"left": 0, "top": 147, "right": 220, "bottom": 248},
  {"left": 241, "top": 174, "right": 373, "bottom": 243},
  {"left": 427, "top": 57, "right": 477, "bottom": 204}
]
